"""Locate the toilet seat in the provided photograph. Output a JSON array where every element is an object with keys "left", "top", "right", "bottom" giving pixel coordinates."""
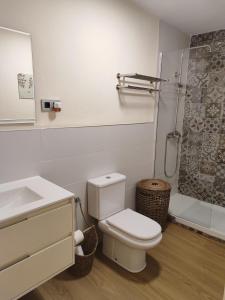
[
  {"left": 99, "top": 209, "right": 162, "bottom": 250},
  {"left": 106, "top": 208, "right": 161, "bottom": 240}
]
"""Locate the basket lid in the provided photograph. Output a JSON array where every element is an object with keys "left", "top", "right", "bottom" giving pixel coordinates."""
[{"left": 137, "top": 179, "right": 171, "bottom": 191}]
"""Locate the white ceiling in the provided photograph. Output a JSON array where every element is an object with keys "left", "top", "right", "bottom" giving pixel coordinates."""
[{"left": 132, "top": 0, "right": 225, "bottom": 35}]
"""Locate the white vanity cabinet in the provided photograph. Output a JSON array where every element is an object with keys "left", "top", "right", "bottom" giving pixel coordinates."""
[{"left": 0, "top": 177, "right": 75, "bottom": 300}]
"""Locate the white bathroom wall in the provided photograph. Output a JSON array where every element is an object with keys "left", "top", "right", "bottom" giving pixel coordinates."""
[
  {"left": 154, "top": 21, "right": 190, "bottom": 190},
  {"left": 0, "top": 0, "right": 159, "bottom": 128},
  {"left": 0, "top": 0, "right": 160, "bottom": 230},
  {"left": 0, "top": 3, "right": 191, "bottom": 231},
  {"left": 158, "top": 21, "right": 191, "bottom": 52},
  {"left": 0, "top": 124, "right": 155, "bottom": 229}
]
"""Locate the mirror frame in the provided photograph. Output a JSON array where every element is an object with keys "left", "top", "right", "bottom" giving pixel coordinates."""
[{"left": 0, "top": 26, "right": 36, "bottom": 125}]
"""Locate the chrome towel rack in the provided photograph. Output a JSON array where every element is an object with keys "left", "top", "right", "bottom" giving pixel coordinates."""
[
  {"left": 116, "top": 84, "right": 160, "bottom": 93},
  {"left": 116, "top": 73, "right": 166, "bottom": 94}
]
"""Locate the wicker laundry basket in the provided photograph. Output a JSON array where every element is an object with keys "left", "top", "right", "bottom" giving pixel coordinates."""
[
  {"left": 68, "top": 225, "right": 98, "bottom": 278},
  {"left": 136, "top": 179, "right": 171, "bottom": 231}
]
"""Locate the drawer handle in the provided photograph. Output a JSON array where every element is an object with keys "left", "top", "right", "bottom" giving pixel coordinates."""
[{"left": 0, "top": 254, "right": 30, "bottom": 271}]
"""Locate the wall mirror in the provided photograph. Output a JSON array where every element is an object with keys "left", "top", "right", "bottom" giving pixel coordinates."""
[{"left": 0, "top": 26, "right": 35, "bottom": 124}]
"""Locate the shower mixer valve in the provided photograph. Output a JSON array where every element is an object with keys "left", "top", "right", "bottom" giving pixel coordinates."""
[{"left": 167, "top": 130, "right": 181, "bottom": 140}]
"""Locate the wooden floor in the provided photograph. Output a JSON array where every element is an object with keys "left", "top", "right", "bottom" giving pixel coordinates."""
[{"left": 21, "top": 224, "right": 225, "bottom": 300}]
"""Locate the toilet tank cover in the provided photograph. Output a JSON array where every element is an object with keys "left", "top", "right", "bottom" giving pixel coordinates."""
[
  {"left": 106, "top": 209, "right": 161, "bottom": 240},
  {"left": 88, "top": 173, "right": 126, "bottom": 188}
]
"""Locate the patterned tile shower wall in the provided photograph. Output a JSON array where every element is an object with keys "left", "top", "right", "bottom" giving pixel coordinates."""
[{"left": 178, "top": 30, "right": 225, "bottom": 207}]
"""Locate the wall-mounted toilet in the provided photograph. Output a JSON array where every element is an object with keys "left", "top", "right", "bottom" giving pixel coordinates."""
[{"left": 88, "top": 173, "right": 162, "bottom": 273}]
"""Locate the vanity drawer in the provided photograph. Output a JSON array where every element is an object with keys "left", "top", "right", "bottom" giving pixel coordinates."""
[
  {"left": 0, "top": 203, "right": 73, "bottom": 269},
  {"left": 0, "top": 236, "right": 73, "bottom": 300}
]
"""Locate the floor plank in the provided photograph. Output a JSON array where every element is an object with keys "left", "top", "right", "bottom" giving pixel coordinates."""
[{"left": 21, "top": 224, "right": 225, "bottom": 300}]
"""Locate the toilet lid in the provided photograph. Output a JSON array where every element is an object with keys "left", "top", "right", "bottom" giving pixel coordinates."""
[{"left": 106, "top": 209, "right": 161, "bottom": 240}]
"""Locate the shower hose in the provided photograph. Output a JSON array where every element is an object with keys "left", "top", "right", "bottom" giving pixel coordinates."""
[{"left": 164, "top": 131, "right": 181, "bottom": 178}]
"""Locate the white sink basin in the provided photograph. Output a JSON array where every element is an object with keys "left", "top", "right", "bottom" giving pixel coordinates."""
[
  {"left": 0, "top": 187, "right": 42, "bottom": 213},
  {"left": 0, "top": 176, "right": 74, "bottom": 225}
]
